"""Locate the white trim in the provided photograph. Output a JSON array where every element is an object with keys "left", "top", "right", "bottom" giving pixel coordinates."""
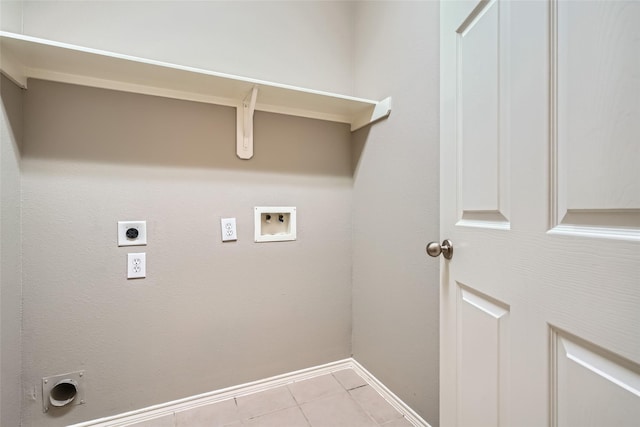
[
  {"left": 548, "top": 224, "right": 640, "bottom": 242},
  {"left": 349, "top": 359, "right": 432, "bottom": 427},
  {"left": 68, "top": 358, "right": 431, "bottom": 427},
  {"left": 0, "top": 31, "right": 391, "bottom": 132},
  {"left": 350, "top": 96, "right": 393, "bottom": 131}
]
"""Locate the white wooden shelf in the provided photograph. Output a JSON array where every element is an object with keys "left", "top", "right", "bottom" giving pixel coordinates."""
[{"left": 0, "top": 31, "right": 391, "bottom": 159}]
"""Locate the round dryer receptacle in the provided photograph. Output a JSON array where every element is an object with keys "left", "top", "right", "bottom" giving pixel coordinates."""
[{"left": 49, "top": 379, "right": 78, "bottom": 407}]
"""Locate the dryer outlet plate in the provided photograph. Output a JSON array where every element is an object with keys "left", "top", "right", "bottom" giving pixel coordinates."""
[{"left": 118, "top": 221, "right": 147, "bottom": 246}]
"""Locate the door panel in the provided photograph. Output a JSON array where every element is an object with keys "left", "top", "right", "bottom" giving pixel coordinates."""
[
  {"left": 552, "top": 0, "right": 640, "bottom": 237},
  {"left": 457, "top": 285, "right": 509, "bottom": 427},
  {"left": 440, "top": 1, "right": 640, "bottom": 426},
  {"left": 552, "top": 330, "right": 640, "bottom": 427},
  {"left": 458, "top": 0, "right": 510, "bottom": 228},
  {"left": 459, "top": 0, "right": 499, "bottom": 212}
]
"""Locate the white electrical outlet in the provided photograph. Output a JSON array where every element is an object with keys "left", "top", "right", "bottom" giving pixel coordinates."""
[
  {"left": 220, "top": 218, "right": 237, "bottom": 242},
  {"left": 127, "top": 253, "right": 146, "bottom": 279}
]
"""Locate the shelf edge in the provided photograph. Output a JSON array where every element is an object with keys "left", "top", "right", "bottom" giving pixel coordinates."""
[
  {"left": 0, "top": 31, "right": 392, "bottom": 131},
  {"left": 350, "top": 97, "right": 392, "bottom": 131}
]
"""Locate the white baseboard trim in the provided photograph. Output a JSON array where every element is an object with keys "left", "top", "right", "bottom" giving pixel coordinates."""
[
  {"left": 348, "top": 359, "right": 431, "bottom": 427},
  {"left": 69, "top": 358, "right": 431, "bottom": 427}
]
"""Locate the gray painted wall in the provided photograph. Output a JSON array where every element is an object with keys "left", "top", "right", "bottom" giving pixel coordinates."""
[
  {"left": 21, "top": 0, "right": 355, "bottom": 95},
  {"left": 352, "top": 2, "right": 440, "bottom": 425},
  {"left": 16, "top": 3, "right": 357, "bottom": 425},
  {"left": 4, "top": 1, "right": 441, "bottom": 426},
  {"left": 1, "top": 75, "right": 24, "bottom": 427},
  {"left": 21, "top": 80, "right": 353, "bottom": 426},
  {"left": 0, "top": 0, "right": 23, "bottom": 33},
  {"left": 1, "top": 4, "right": 24, "bottom": 426},
  {"left": 11, "top": 2, "right": 360, "bottom": 425}
]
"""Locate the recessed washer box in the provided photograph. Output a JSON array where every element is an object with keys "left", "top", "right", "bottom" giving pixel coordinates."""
[{"left": 254, "top": 207, "right": 296, "bottom": 242}]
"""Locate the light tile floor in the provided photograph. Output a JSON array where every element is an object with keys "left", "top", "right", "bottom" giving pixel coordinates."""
[{"left": 172, "top": 369, "right": 415, "bottom": 427}]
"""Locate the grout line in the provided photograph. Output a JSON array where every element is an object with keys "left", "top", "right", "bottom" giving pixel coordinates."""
[
  {"left": 347, "top": 383, "right": 368, "bottom": 391},
  {"left": 297, "top": 403, "right": 313, "bottom": 427},
  {"left": 288, "top": 383, "right": 303, "bottom": 406}
]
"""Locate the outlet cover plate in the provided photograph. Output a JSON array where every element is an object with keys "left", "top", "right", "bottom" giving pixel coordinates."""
[
  {"left": 127, "top": 253, "right": 146, "bottom": 279},
  {"left": 221, "top": 218, "right": 238, "bottom": 241},
  {"left": 118, "top": 221, "right": 147, "bottom": 246}
]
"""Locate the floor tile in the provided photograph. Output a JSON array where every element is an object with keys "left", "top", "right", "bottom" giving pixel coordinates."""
[
  {"left": 236, "top": 386, "right": 297, "bottom": 420},
  {"left": 244, "top": 406, "right": 310, "bottom": 427},
  {"left": 380, "top": 416, "right": 415, "bottom": 427},
  {"left": 332, "top": 369, "right": 368, "bottom": 390},
  {"left": 350, "top": 385, "right": 403, "bottom": 424},
  {"left": 175, "top": 398, "right": 239, "bottom": 426},
  {"left": 300, "top": 392, "right": 377, "bottom": 427},
  {"left": 288, "top": 374, "right": 346, "bottom": 404}
]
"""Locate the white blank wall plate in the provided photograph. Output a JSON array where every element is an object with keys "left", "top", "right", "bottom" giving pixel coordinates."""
[{"left": 254, "top": 207, "right": 296, "bottom": 242}]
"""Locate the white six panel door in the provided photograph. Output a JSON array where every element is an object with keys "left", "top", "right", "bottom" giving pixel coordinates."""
[{"left": 440, "top": 1, "right": 640, "bottom": 426}]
